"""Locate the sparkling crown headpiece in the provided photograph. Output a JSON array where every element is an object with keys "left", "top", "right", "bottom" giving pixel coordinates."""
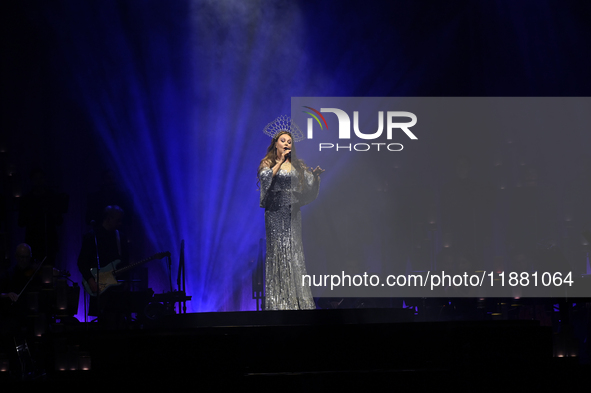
[{"left": 263, "top": 115, "right": 304, "bottom": 142}]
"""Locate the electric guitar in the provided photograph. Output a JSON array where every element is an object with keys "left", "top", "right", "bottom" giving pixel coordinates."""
[{"left": 82, "top": 252, "right": 169, "bottom": 296}]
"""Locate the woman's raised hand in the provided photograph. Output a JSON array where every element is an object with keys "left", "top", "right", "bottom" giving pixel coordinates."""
[{"left": 311, "top": 166, "right": 325, "bottom": 177}]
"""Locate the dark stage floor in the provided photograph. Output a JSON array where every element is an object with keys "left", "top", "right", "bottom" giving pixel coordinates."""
[{"left": 1, "top": 307, "right": 589, "bottom": 390}]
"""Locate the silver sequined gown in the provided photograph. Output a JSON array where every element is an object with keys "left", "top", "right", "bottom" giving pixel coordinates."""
[{"left": 258, "top": 165, "right": 320, "bottom": 310}]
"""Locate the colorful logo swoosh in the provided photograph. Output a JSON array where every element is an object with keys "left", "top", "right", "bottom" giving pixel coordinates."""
[{"left": 302, "top": 106, "right": 329, "bottom": 130}]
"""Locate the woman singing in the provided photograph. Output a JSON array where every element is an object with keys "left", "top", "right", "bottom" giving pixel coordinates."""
[{"left": 258, "top": 116, "right": 324, "bottom": 310}]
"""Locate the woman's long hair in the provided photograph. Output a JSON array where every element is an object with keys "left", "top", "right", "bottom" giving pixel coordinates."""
[{"left": 257, "top": 131, "right": 309, "bottom": 189}]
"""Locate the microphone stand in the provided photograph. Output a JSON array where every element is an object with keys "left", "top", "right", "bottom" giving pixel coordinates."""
[
  {"left": 167, "top": 253, "right": 172, "bottom": 293},
  {"left": 176, "top": 240, "right": 186, "bottom": 314},
  {"left": 94, "top": 227, "right": 101, "bottom": 326},
  {"left": 181, "top": 242, "right": 185, "bottom": 314}
]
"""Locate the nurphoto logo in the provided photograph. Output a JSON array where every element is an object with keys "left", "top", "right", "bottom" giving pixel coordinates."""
[{"left": 303, "top": 106, "right": 418, "bottom": 152}]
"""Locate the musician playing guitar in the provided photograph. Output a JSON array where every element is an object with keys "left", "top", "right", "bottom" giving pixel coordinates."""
[{"left": 77, "top": 205, "right": 129, "bottom": 324}]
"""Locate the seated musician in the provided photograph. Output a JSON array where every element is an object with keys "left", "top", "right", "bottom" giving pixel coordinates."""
[
  {"left": 77, "top": 205, "right": 129, "bottom": 326},
  {"left": 0, "top": 243, "right": 46, "bottom": 378},
  {"left": 0, "top": 243, "right": 43, "bottom": 313}
]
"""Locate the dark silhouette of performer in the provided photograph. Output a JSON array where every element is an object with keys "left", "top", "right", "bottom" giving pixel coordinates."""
[
  {"left": 0, "top": 244, "right": 46, "bottom": 380},
  {"left": 17, "top": 167, "right": 68, "bottom": 265},
  {"left": 77, "top": 205, "right": 129, "bottom": 327},
  {"left": 0, "top": 243, "right": 42, "bottom": 311},
  {"left": 1, "top": 242, "right": 68, "bottom": 319},
  {"left": 85, "top": 169, "right": 133, "bottom": 230}
]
